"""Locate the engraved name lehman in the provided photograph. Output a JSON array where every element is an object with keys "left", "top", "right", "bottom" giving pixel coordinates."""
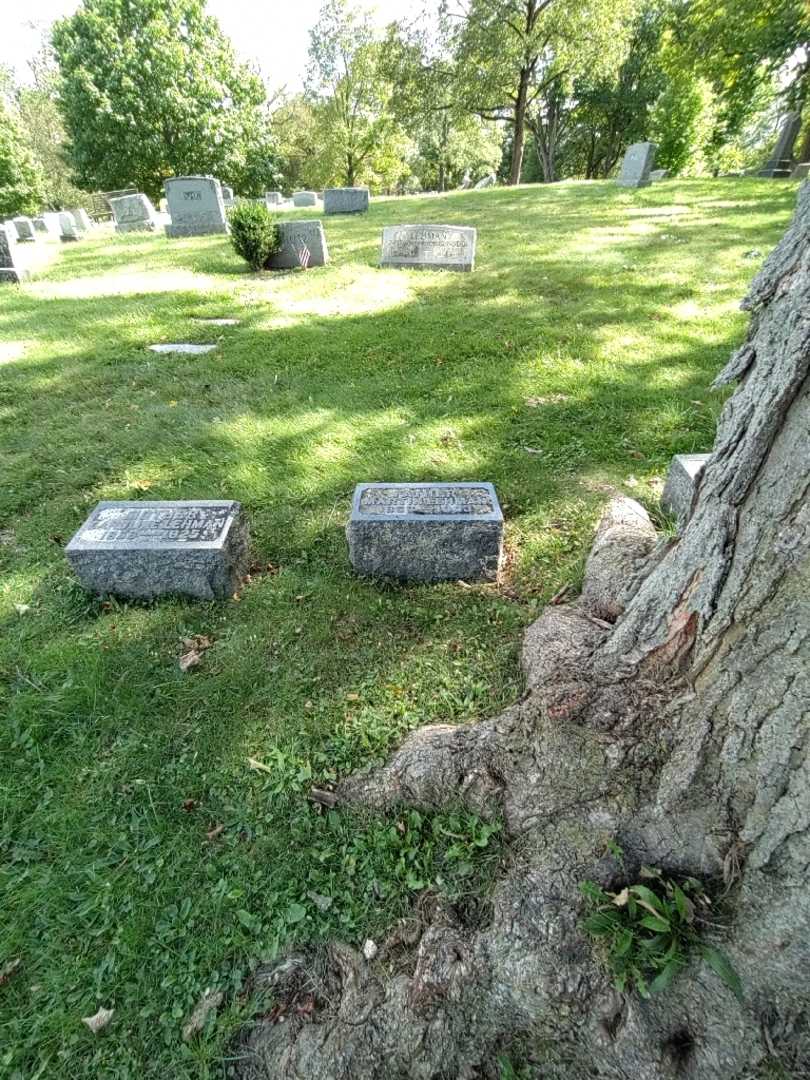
[
  {"left": 359, "top": 486, "right": 494, "bottom": 517},
  {"left": 81, "top": 506, "right": 230, "bottom": 544}
]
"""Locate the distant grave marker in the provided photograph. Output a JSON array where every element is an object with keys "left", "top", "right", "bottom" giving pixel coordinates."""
[
  {"left": 661, "top": 454, "right": 711, "bottom": 522},
  {"left": 380, "top": 224, "right": 476, "bottom": 272},
  {"left": 323, "top": 187, "right": 369, "bottom": 214},
  {"left": 759, "top": 112, "right": 801, "bottom": 178},
  {"left": 616, "top": 142, "right": 657, "bottom": 188},
  {"left": 66, "top": 500, "right": 249, "bottom": 600},
  {"left": 292, "top": 191, "right": 318, "bottom": 207},
  {"left": 265, "top": 191, "right": 283, "bottom": 207},
  {"left": 165, "top": 176, "right": 229, "bottom": 237},
  {"left": 12, "top": 217, "right": 36, "bottom": 242},
  {"left": 148, "top": 343, "right": 217, "bottom": 354},
  {"left": 59, "top": 212, "right": 81, "bottom": 242},
  {"left": 0, "top": 225, "right": 28, "bottom": 284},
  {"left": 474, "top": 174, "right": 496, "bottom": 189},
  {"left": 265, "top": 220, "right": 329, "bottom": 269},
  {"left": 109, "top": 193, "right": 159, "bottom": 233},
  {"left": 347, "top": 482, "right": 503, "bottom": 582}
]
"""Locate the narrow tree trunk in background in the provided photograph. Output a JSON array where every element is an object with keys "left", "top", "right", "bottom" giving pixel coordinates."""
[
  {"left": 509, "top": 68, "right": 530, "bottom": 185},
  {"left": 238, "top": 189, "right": 810, "bottom": 1080}
]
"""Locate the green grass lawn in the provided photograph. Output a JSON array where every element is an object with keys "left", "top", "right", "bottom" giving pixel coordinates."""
[{"left": 0, "top": 178, "right": 798, "bottom": 1078}]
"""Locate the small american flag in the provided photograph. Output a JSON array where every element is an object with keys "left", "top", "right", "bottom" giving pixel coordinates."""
[{"left": 295, "top": 242, "right": 311, "bottom": 269}]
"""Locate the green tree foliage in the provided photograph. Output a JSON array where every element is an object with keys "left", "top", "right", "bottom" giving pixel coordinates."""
[
  {"left": 451, "top": 0, "right": 640, "bottom": 185},
  {"left": 306, "top": 0, "right": 402, "bottom": 189},
  {"left": 228, "top": 201, "right": 281, "bottom": 270},
  {"left": 0, "top": 93, "right": 46, "bottom": 218},
  {"left": 51, "top": 0, "right": 279, "bottom": 201}
]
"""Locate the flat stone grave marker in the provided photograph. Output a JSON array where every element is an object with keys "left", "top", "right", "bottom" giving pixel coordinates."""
[
  {"left": 266, "top": 220, "right": 329, "bottom": 269},
  {"left": 12, "top": 217, "right": 36, "bottom": 242},
  {"left": 661, "top": 453, "right": 711, "bottom": 521},
  {"left": 293, "top": 191, "right": 317, "bottom": 207},
  {"left": 194, "top": 318, "right": 240, "bottom": 326},
  {"left": 0, "top": 225, "right": 28, "bottom": 284},
  {"left": 380, "top": 224, "right": 476, "bottom": 272},
  {"left": 617, "top": 142, "right": 657, "bottom": 188},
  {"left": 347, "top": 482, "right": 503, "bottom": 582},
  {"left": 474, "top": 174, "right": 495, "bottom": 189},
  {"left": 59, "top": 212, "right": 81, "bottom": 242},
  {"left": 323, "top": 187, "right": 369, "bottom": 214},
  {"left": 109, "top": 193, "right": 159, "bottom": 233},
  {"left": 148, "top": 343, "right": 217, "bottom": 354},
  {"left": 66, "top": 500, "right": 249, "bottom": 600},
  {"left": 165, "top": 176, "right": 229, "bottom": 237}
]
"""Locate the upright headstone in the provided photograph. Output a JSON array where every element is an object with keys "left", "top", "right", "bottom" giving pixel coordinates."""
[
  {"left": 72, "top": 208, "right": 92, "bottom": 231},
  {"left": 323, "top": 187, "right": 369, "bottom": 214},
  {"left": 347, "top": 482, "right": 503, "bottom": 582},
  {"left": 292, "top": 191, "right": 317, "bottom": 207},
  {"left": 59, "top": 212, "right": 81, "bottom": 242},
  {"left": 617, "top": 142, "right": 657, "bottom": 188},
  {"left": 759, "top": 113, "right": 802, "bottom": 178},
  {"left": 32, "top": 217, "right": 48, "bottom": 234},
  {"left": 649, "top": 169, "right": 669, "bottom": 182},
  {"left": 265, "top": 219, "right": 329, "bottom": 270},
  {"left": 65, "top": 500, "right": 250, "bottom": 600},
  {"left": 12, "top": 217, "right": 36, "bottom": 242},
  {"left": 661, "top": 454, "right": 711, "bottom": 522},
  {"left": 265, "top": 191, "right": 283, "bottom": 207},
  {"left": 380, "top": 224, "right": 476, "bottom": 272},
  {"left": 0, "top": 224, "right": 28, "bottom": 284},
  {"left": 109, "top": 193, "right": 159, "bottom": 233},
  {"left": 791, "top": 163, "right": 810, "bottom": 181},
  {"left": 221, "top": 185, "right": 234, "bottom": 202},
  {"left": 41, "top": 212, "right": 63, "bottom": 235},
  {"left": 473, "top": 174, "right": 496, "bottom": 190},
  {"left": 164, "top": 176, "right": 229, "bottom": 237},
  {"left": 3, "top": 220, "right": 20, "bottom": 242}
]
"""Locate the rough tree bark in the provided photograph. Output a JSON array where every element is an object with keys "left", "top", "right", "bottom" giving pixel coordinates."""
[{"left": 236, "top": 187, "right": 810, "bottom": 1079}]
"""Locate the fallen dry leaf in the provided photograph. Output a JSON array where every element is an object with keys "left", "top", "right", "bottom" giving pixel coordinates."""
[
  {"left": 0, "top": 957, "right": 21, "bottom": 986},
  {"left": 13, "top": 604, "right": 31, "bottom": 616},
  {"left": 82, "top": 1006, "right": 114, "bottom": 1034},
  {"left": 612, "top": 888, "right": 630, "bottom": 907},
  {"left": 247, "top": 757, "right": 273, "bottom": 774},
  {"left": 525, "top": 394, "right": 570, "bottom": 407},
  {"left": 346, "top": 692, "right": 360, "bottom": 702},
  {"left": 182, "top": 988, "right": 224, "bottom": 1041},
  {"left": 206, "top": 823, "right": 225, "bottom": 841},
  {"left": 178, "top": 634, "right": 214, "bottom": 672}
]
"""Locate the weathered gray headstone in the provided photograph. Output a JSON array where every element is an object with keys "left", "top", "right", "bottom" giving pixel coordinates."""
[
  {"left": 0, "top": 224, "right": 28, "bottom": 284},
  {"left": 164, "top": 176, "right": 229, "bottom": 237},
  {"left": 65, "top": 500, "right": 249, "bottom": 600},
  {"left": 292, "top": 191, "right": 318, "bottom": 207},
  {"left": 661, "top": 453, "right": 711, "bottom": 521},
  {"left": 265, "top": 220, "right": 329, "bottom": 269},
  {"left": 109, "top": 193, "right": 159, "bottom": 233},
  {"left": 617, "top": 142, "right": 657, "bottom": 188},
  {"left": 221, "top": 185, "right": 234, "bottom": 202},
  {"left": 473, "top": 174, "right": 496, "bottom": 190},
  {"left": 3, "top": 220, "right": 20, "bottom": 242},
  {"left": 323, "top": 187, "right": 369, "bottom": 214},
  {"left": 59, "top": 212, "right": 81, "bottom": 242},
  {"left": 347, "top": 482, "right": 503, "bottom": 582},
  {"left": 759, "top": 112, "right": 801, "bottom": 178},
  {"left": 12, "top": 217, "right": 36, "bottom": 242},
  {"left": 41, "top": 212, "right": 62, "bottom": 235},
  {"left": 649, "top": 169, "right": 669, "bottom": 182},
  {"left": 32, "top": 217, "right": 48, "bottom": 233},
  {"left": 791, "top": 163, "right": 810, "bottom": 181},
  {"left": 380, "top": 224, "right": 476, "bottom": 272},
  {"left": 72, "top": 208, "right": 92, "bottom": 231},
  {"left": 265, "top": 191, "right": 283, "bottom": 207}
]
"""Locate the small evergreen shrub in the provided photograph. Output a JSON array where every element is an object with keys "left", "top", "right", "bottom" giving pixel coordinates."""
[{"left": 228, "top": 201, "right": 281, "bottom": 270}]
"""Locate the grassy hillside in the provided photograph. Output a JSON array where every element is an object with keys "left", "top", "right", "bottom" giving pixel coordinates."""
[{"left": 0, "top": 178, "right": 798, "bottom": 1078}]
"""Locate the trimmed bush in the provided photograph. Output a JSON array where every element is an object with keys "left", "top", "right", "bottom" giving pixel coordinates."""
[{"left": 228, "top": 201, "right": 281, "bottom": 270}]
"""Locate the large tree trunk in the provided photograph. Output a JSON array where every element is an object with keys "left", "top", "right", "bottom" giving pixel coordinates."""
[
  {"left": 509, "top": 67, "right": 531, "bottom": 185},
  {"left": 236, "top": 187, "right": 810, "bottom": 1079}
]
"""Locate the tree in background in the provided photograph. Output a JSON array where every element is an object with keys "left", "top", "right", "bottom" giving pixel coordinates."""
[
  {"left": 306, "top": 0, "right": 402, "bottom": 190},
  {"left": 0, "top": 84, "right": 46, "bottom": 218},
  {"left": 450, "top": 0, "right": 639, "bottom": 185},
  {"left": 51, "top": 0, "right": 279, "bottom": 201}
]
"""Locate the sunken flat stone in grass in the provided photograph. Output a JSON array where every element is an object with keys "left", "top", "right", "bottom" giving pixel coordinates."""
[
  {"left": 66, "top": 500, "right": 249, "bottom": 600},
  {"left": 323, "top": 187, "right": 369, "bottom": 214},
  {"left": 661, "top": 453, "right": 711, "bottom": 521},
  {"left": 616, "top": 141, "right": 657, "bottom": 188},
  {"left": 0, "top": 225, "right": 28, "bottom": 284},
  {"left": 165, "top": 176, "right": 229, "bottom": 237},
  {"left": 347, "top": 482, "right": 503, "bottom": 583},
  {"left": 12, "top": 217, "right": 36, "bottom": 242},
  {"left": 109, "top": 193, "right": 159, "bottom": 233},
  {"left": 293, "top": 190, "right": 318, "bottom": 207},
  {"left": 265, "top": 220, "right": 329, "bottom": 269},
  {"left": 148, "top": 343, "right": 217, "bottom": 354},
  {"left": 380, "top": 224, "right": 476, "bottom": 272}
]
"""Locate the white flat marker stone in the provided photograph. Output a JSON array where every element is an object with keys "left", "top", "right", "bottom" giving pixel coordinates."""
[
  {"left": 149, "top": 343, "right": 217, "bottom": 354},
  {"left": 194, "top": 318, "right": 240, "bottom": 326}
]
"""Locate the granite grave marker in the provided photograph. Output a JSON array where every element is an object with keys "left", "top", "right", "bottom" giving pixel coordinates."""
[
  {"left": 66, "top": 500, "right": 249, "bottom": 600},
  {"left": 323, "top": 187, "right": 369, "bottom": 214},
  {"left": 380, "top": 224, "right": 476, "bottom": 272},
  {"left": 616, "top": 142, "right": 657, "bottom": 188},
  {"left": 661, "top": 453, "right": 711, "bottom": 522},
  {"left": 347, "top": 482, "right": 503, "bottom": 582},
  {"left": 109, "top": 193, "right": 159, "bottom": 233},
  {"left": 165, "top": 176, "right": 229, "bottom": 237},
  {"left": 265, "top": 220, "right": 329, "bottom": 269},
  {"left": 759, "top": 112, "right": 801, "bottom": 178},
  {"left": 0, "top": 224, "right": 28, "bottom": 284},
  {"left": 292, "top": 191, "right": 318, "bottom": 207},
  {"left": 59, "top": 212, "right": 80, "bottom": 242},
  {"left": 12, "top": 217, "right": 36, "bottom": 242},
  {"left": 474, "top": 174, "right": 495, "bottom": 190}
]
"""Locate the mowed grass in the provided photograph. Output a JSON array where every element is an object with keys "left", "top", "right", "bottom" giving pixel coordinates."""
[{"left": 0, "top": 178, "right": 798, "bottom": 1077}]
